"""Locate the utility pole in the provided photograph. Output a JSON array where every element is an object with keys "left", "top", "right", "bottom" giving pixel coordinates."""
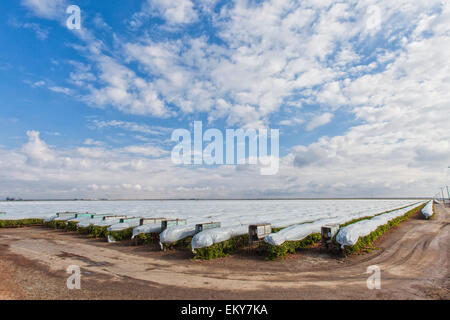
[
  {"left": 441, "top": 188, "right": 446, "bottom": 204},
  {"left": 447, "top": 166, "right": 450, "bottom": 204},
  {"left": 447, "top": 186, "right": 450, "bottom": 205}
]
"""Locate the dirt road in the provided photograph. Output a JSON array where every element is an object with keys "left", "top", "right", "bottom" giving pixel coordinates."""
[{"left": 0, "top": 204, "right": 448, "bottom": 300}]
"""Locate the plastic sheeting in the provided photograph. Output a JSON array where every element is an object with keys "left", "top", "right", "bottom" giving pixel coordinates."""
[
  {"left": 44, "top": 212, "right": 77, "bottom": 222},
  {"left": 67, "top": 216, "right": 92, "bottom": 223},
  {"left": 336, "top": 203, "right": 422, "bottom": 248},
  {"left": 107, "top": 219, "right": 141, "bottom": 232},
  {"left": 44, "top": 215, "right": 57, "bottom": 222},
  {"left": 77, "top": 217, "right": 105, "bottom": 228},
  {"left": 37, "top": 199, "right": 422, "bottom": 248},
  {"left": 107, "top": 219, "right": 141, "bottom": 243},
  {"left": 53, "top": 214, "right": 76, "bottom": 221},
  {"left": 191, "top": 224, "right": 249, "bottom": 250},
  {"left": 262, "top": 204, "right": 415, "bottom": 247},
  {"left": 191, "top": 201, "right": 422, "bottom": 249},
  {"left": 2, "top": 199, "right": 423, "bottom": 221},
  {"left": 264, "top": 219, "right": 339, "bottom": 246},
  {"left": 137, "top": 217, "right": 219, "bottom": 244},
  {"left": 131, "top": 223, "right": 163, "bottom": 239},
  {"left": 421, "top": 200, "right": 433, "bottom": 219},
  {"left": 44, "top": 212, "right": 79, "bottom": 222},
  {"left": 92, "top": 218, "right": 123, "bottom": 227},
  {"left": 159, "top": 224, "right": 197, "bottom": 244}
]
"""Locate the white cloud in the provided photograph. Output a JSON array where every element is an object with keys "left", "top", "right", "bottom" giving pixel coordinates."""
[
  {"left": 306, "top": 113, "right": 334, "bottom": 131},
  {"left": 24, "top": 0, "right": 447, "bottom": 130},
  {"left": 68, "top": 61, "right": 96, "bottom": 86},
  {"left": 85, "top": 56, "right": 170, "bottom": 117},
  {"left": 84, "top": 138, "right": 104, "bottom": 146},
  {"left": 22, "top": 131, "right": 56, "bottom": 164},
  {"left": 21, "top": 22, "right": 49, "bottom": 40},
  {"left": 149, "top": 0, "right": 198, "bottom": 25},
  {"left": 77, "top": 147, "right": 110, "bottom": 159},
  {"left": 9, "top": 1, "right": 450, "bottom": 198},
  {"left": 92, "top": 13, "right": 111, "bottom": 31},
  {"left": 48, "top": 86, "right": 74, "bottom": 95},
  {"left": 0, "top": 131, "right": 287, "bottom": 199},
  {"left": 121, "top": 145, "right": 168, "bottom": 157},
  {"left": 279, "top": 118, "right": 304, "bottom": 126},
  {"left": 33, "top": 80, "right": 46, "bottom": 87},
  {"left": 21, "top": 0, "right": 67, "bottom": 20},
  {"left": 131, "top": 0, "right": 198, "bottom": 28},
  {"left": 0, "top": 124, "right": 446, "bottom": 199},
  {"left": 90, "top": 119, "right": 172, "bottom": 136},
  {"left": 287, "top": 4, "right": 450, "bottom": 195}
]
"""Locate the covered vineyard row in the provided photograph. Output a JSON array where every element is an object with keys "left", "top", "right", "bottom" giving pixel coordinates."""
[{"left": 0, "top": 200, "right": 434, "bottom": 259}]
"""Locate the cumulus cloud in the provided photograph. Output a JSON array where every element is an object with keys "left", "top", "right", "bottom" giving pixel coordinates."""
[
  {"left": 32, "top": 0, "right": 443, "bottom": 129},
  {"left": 22, "top": 131, "right": 56, "bottom": 164},
  {"left": 0, "top": 125, "right": 446, "bottom": 199},
  {"left": 10, "top": 0, "right": 450, "bottom": 198},
  {"left": 130, "top": 0, "right": 200, "bottom": 30},
  {"left": 121, "top": 145, "right": 169, "bottom": 157},
  {"left": 279, "top": 118, "right": 304, "bottom": 127},
  {"left": 306, "top": 113, "right": 334, "bottom": 131},
  {"left": 147, "top": 0, "right": 198, "bottom": 25},
  {"left": 21, "top": 0, "right": 68, "bottom": 20},
  {"left": 0, "top": 131, "right": 290, "bottom": 199},
  {"left": 84, "top": 138, "right": 104, "bottom": 147},
  {"left": 21, "top": 0, "right": 447, "bottom": 130},
  {"left": 85, "top": 56, "right": 169, "bottom": 116}
]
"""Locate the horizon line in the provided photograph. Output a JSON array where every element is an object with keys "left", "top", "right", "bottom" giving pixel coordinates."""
[{"left": 0, "top": 197, "right": 432, "bottom": 202}]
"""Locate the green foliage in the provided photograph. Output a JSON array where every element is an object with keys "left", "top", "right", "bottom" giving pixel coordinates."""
[
  {"left": 192, "top": 226, "right": 296, "bottom": 260},
  {"left": 162, "top": 237, "right": 192, "bottom": 250},
  {"left": 77, "top": 226, "right": 91, "bottom": 234},
  {"left": 107, "top": 228, "right": 133, "bottom": 241},
  {"left": 344, "top": 203, "right": 425, "bottom": 254},
  {"left": 193, "top": 235, "right": 249, "bottom": 260},
  {"left": 133, "top": 232, "right": 160, "bottom": 245},
  {"left": 44, "top": 220, "right": 55, "bottom": 228},
  {"left": 262, "top": 233, "right": 322, "bottom": 260},
  {"left": 0, "top": 219, "right": 44, "bottom": 228},
  {"left": 332, "top": 202, "right": 424, "bottom": 245},
  {"left": 43, "top": 220, "right": 67, "bottom": 229},
  {"left": 338, "top": 216, "right": 373, "bottom": 229},
  {"left": 337, "top": 202, "right": 422, "bottom": 230},
  {"left": 66, "top": 221, "right": 79, "bottom": 232},
  {"left": 88, "top": 225, "right": 108, "bottom": 238},
  {"left": 55, "top": 221, "right": 67, "bottom": 229}
]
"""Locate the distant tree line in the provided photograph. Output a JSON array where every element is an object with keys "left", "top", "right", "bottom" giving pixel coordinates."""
[{"left": 6, "top": 197, "right": 23, "bottom": 201}]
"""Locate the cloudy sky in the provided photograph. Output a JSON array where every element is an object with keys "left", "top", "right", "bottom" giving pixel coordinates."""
[{"left": 0, "top": 0, "right": 449, "bottom": 199}]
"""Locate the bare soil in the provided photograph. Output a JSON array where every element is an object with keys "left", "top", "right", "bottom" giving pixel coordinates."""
[{"left": 0, "top": 204, "right": 448, "bottom": 300}]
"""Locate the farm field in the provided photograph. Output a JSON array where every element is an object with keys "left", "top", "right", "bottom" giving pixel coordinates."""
[
  {"left": 0, "top": 200, "right": 448, "bottom": 300},
  {"left": 0, "top": 198, "right": 423, "bottom": 223},
  {"left": 0, "top": 199, "right": 425, "bottom": 252}
]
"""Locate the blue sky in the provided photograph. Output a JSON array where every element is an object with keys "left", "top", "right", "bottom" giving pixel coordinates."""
[{"left": 0, "top": 0, "right": 449, "bottom": 199}]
